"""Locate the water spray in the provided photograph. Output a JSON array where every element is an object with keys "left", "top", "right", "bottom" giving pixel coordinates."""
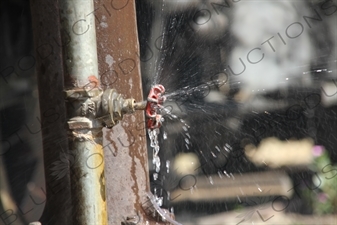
[{"left": 143, "top": 85, "right": 184, "bottom": 225}]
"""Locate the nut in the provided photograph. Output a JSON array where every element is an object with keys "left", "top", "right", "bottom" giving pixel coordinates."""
[{"left": 68, "top": 117, "right": 92, "bottom": 130}]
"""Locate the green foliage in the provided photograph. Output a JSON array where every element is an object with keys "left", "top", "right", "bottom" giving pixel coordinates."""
[{"left": 312, "top": 148, "right": 337, "bottom": 215}]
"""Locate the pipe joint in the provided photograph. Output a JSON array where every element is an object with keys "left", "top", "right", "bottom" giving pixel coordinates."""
[{"left": 100, "top": 88, "right": 137, "bottom": 128}]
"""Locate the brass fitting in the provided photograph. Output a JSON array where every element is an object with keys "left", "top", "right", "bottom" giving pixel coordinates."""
[
  {"left": 64, "top": 88, "right": 146, "bottom": 129},
  {"left": 100, "top": 89, "right": 143, "bottom": 128}
]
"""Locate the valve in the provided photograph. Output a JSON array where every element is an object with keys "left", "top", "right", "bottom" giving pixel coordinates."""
[
  {"left": 64, "top": 84, "right": 166, "bottom": 130},
  {"left": 146, "top": 85, "right": 166, "bottom": 129}
]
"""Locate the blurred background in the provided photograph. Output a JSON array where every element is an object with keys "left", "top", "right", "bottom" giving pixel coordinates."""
[
  {"left": 1, "top": 0, "right": 337, "bottom": 224},
  {"left": 1, "top": 0, "right": 45, "bottom": 224}
]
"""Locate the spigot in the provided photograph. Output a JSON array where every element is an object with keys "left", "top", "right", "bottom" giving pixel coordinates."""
[
  {"left": 64, "top": 85, "right": 166, "bottom": 130},
  {"left": 99, "top": 85, "right": 166, "bottom": 129}
]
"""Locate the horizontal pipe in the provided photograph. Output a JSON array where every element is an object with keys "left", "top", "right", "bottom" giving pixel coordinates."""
[{"left": 134, "top": 100, "right": 147, "bottom": 110}]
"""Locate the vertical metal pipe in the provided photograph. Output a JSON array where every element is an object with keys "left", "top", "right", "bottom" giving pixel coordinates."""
[
  {"left": 58, "top": 0, "right": 107, "bottom": 224},
  {"left": 68, "top": 136, "right": 107, "bottom": 225},
  {"left": 58, "top": 0, "right": 99, "bottom": 88}
]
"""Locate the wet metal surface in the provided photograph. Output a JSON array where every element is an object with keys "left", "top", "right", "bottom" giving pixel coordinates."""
[{"left": 94, "top": 0, "right": 160, "bottom": 224}]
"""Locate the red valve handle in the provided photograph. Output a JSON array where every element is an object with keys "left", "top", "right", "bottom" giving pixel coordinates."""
[{"left": 146, "top": 85, "right": 166, "bottom": 129}]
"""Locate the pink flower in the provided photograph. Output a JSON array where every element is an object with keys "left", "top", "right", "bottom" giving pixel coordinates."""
[
  {"left": 317, "top": 192, "right": 328, "bottom": 203},
  {"left": 312, "top": 145, "right": 324, "bottom": 157}
]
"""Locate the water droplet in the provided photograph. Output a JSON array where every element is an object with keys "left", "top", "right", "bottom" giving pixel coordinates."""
[
  {"left": 224, "top": 170, "right": 230, "bottom": 178},
  {"left": 156, "top": 196, "right": 163, "bottom": 207},
  {"left": 224, "top": 143, "right": 232, "bottom": 152},
  {"left": 184, "top": 138, "right": 190, "bottom": 145},
  {"left": 166, "top": 160, "right": 170, "bottom": 173},
  {"left": 209, "top": 176, "right": 214, "bottom": 185},
  {"left": 153, "top": 173, "right": 158, "bottom": 180},
  {"left": 163, "top": 131, "right": 167, "bottom": 140},
  {"left": 230, "top": 173, "right": 235, "bottom": 179},
  {"left": 152, "top": 156, "right": 161, "bottom": 173},
  {"left": 182, "top": 126, "right": 188, "bottom": 131},
  {"left": 167, "top": 192, "right": 170, "bottom": 201},
  {"left": 170, "top": 207, "right": 174, "bottom": 214}
]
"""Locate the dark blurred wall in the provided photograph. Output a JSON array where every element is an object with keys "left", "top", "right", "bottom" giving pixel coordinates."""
[{"left": 1, "top": 0, "right": 44, "bottom": 224}]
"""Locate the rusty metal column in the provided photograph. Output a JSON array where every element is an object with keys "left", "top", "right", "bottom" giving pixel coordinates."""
[
  {"left": 93, "top": 0, "right": 162, "bottom": 224},
  {"left": 57, "top": 0, "right": 108, "bottom": 224}
]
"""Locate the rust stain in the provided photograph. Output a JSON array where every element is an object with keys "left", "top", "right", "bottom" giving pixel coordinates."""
[
  {"left": 88, "top": 75, "right": 100, "bottom": 88},
  {"left": 93, "top": 142, "right": 108, "bottom": 221},
  {"left": 94, "top": 0, "right": 156, "bottom": 223},
  {"left": 128, "top": 136, "right": 140, "bottom": 214},
  {"left": 105, "top": 129, "right": 119, "bottom": 157},
  {"left": 100, "top": 170, "right": 106, "bottom": 201}
]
